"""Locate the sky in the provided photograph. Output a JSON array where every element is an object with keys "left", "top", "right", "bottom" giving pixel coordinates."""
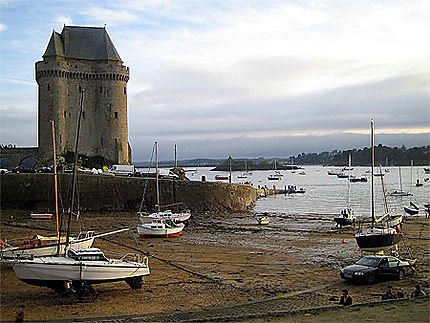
[{"left": 0, "top": 0, "right": 429, "bottom": 161}]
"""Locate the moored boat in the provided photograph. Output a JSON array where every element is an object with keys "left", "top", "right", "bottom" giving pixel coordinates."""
[
  {"left": 349, "top": 176, "right": 367, "bottom": 182},
  {"left": 355, "top": 227, "right": 402, "bottom": 252},
  {"left": 404, "top": 202, "right": 419, "bottom": 215},
  {"left": 354, "top": 119, "right": 401, "bottom": 252},
  {"left": 30, "top": 213, "right": 53, "bottom": 219},
  {"left": 137, "top": 218, "right": 184, "bottom": 238},
  {"left": 215, "top": 175, "right": 229, "bottom": 180},
  {"left": 258, "top": 216, "right": 270, "bottom": 225},
  {"left": 139, "top": 210, "right": 191, "bottom": 225},
  {"left": 334, "top": 155, "right": 356, "bottom": 227}
]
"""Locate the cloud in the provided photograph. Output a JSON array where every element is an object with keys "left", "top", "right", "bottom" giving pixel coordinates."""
[
  {"left": 0, "top": 23, "right": 7, "bottom": 31},
  {"left": 55, "top": 16, "right": 72, "bottom": 26},
  {"left": 80, "top": 7, "right": 139, "bottom": 25},
  {"left": 0, "top": 78, "right": 34, "bottom": 86}
]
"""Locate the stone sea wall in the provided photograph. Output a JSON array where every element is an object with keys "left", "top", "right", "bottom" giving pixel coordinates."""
[{"left": 0, "top": 174, "right": 257, "bottom": 212}]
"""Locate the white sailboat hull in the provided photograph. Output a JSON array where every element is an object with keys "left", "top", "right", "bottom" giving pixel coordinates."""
[
  {"left": 137, "top": 225, "right": 183, "bottom": 237},
  {"left": 13, "top": 256, "right": 149, "bottom": 283},
  {"left": 1, "top": 238, "right": 94, "bottom": 259}
]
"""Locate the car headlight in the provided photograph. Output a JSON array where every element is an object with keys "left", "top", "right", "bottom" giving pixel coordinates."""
[{"left": 354, "top": 272, "right": 364, "bottom": 275}]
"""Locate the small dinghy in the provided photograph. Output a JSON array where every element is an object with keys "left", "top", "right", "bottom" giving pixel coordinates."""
[
  {"left": 258, "top": 216, "right": 270, "bottom": 225},
  {"left": 404, "top": 202, "right": 419, "bottom": 215}
]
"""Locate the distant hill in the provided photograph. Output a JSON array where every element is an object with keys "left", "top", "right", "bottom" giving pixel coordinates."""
[
  {"left": 292, "top": 145, "right": 429, "bottom": 166},
  {"left": 134, "top": 145, "right": 429, "bottom": 168},
  {"left": 134, "top": 158, "right": 223, "bottom": 168}
]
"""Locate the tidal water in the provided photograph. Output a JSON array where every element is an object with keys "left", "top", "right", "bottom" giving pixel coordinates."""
[{"left": 186, "top": 165, "right": 429, "bottom": 219}]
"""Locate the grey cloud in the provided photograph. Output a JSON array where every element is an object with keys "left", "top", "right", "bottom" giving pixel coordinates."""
[{"left": 129, "top": 72, "right": 430, "bottom": 138}]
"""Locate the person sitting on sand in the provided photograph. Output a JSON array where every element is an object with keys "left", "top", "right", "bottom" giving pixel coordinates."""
[
  {"left": 410, "top": 284, "right": 426, "bottom": 298},
  {"left": 339, "top": 289, "right": 352, "bottom": 306},
  {"left": 382, "top": 285, "right": 398, "bottom": 300}
]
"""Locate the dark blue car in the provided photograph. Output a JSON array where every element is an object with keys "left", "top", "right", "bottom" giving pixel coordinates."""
[{"left": 340, "top": 255, "right": 412, "bottom": 284}]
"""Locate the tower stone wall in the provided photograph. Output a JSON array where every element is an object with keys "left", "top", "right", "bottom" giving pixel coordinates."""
[{"left": 36, "top": 26, "right": 130, "bottom": 165}]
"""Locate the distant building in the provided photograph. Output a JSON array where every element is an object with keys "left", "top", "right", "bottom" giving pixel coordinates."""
[{"left": 1, "top": 25, "right": 131, "bottom": 169}]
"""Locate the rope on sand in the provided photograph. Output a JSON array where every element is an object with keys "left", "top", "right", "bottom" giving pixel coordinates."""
[{"left": 99, "top": 237, "right": 221, "bottom": 284}]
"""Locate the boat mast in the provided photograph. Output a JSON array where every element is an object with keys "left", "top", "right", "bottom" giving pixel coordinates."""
[
  {"left": 410, "top": 160, "right": 413, "bottom": 190},
  {"left": 155, "top": 141, "right": 160, "bottom": 211},
  {"left": 174, "top": 144, "right": 177, "bottom": 169},
  {"left": 371, "top": 118, "right": 375, "bottom": 229},
  {"left": 379, "top": 164, "right": 389, "bottom": 214},
  {"left": 229, "top": 157, "right": 232, "bottom": 183},
  {"left": 347, "top": 154, "right": 351, "bottom": 210},
  {"left": 399, "top": 165, "right": 403, "bottom": 192},
  {"left": 65, "top": 89, "right": 85, "bottom": 247},
  {"left": 51, "top": 120, "right": 59, "bottom": 239}
]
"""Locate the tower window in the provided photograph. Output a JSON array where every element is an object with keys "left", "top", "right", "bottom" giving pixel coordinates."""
[
  {"left": 79, "top": 85, "right": 82, "bottom": 92},
  {"left": 64, "top": 111, "right": 67, "bottom": 118},
  {"left": 82, "top": 111, "right": 86, "bottom": 119},
  {"left": 100, "top": 87, "right": 103, "bottom": 93},
  {"left": 124, "top": 87, "right": 127, "bottom": 94},
  {"left": 47, "top": 83, "right": 51, "bottom": 91},
  {"left": 69, "top": 112, "right": 71, "bottom": 117},
  {"left": 59, "top": 135, "right": 62, "bottom": 143},
  {"left": 114, "top": 112, "right": 118, "bottom": 119}
]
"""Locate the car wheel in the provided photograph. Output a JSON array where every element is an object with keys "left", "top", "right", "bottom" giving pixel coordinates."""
[
  {"left": 365, "top": 273, "right": 376, "bottom": 285},
  {"left": 398, "top": 269, "right": 405, "bottom": 280}
]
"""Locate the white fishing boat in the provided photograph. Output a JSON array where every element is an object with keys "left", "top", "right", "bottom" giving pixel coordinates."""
[
  {"left": 355, "top": 119, "right": 401, "bottom": 252},
  {"left": 12, "top": 248, "right": 149, "bottom": 290},
  {"left": 137, "top": 218, "right": 184, "bottom": 238}
]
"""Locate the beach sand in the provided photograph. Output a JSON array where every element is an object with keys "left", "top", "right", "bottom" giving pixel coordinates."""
[{"left": 0, "top": 211, "right": 428, "bottom": 321}]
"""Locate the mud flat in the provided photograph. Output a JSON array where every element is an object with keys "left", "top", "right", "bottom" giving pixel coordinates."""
[{"left": 0, "top": 211, "right": 428, "bottom": 322}]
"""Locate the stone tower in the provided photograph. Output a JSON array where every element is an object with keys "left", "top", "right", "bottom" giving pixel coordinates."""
[{"left": 36, "top": 26, "right": 130, "bottom": 165}]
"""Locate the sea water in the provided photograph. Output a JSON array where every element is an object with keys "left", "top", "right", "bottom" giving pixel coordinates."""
[{"left": 185, "top": 165, "right": 429, "bottom": 219}]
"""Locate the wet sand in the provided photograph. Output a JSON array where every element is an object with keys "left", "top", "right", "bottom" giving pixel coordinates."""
[{"left": 0, "top": 211, "right": 429, "bottom": 321}]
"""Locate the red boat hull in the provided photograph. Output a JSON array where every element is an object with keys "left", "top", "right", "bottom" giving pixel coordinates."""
[{"left": 139, "top": 231, "right": 183, "bottom": 238}]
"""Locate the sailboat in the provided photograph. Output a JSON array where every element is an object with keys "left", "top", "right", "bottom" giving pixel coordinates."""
[
  {"left": 387, "top": 166, "right": 412, "bottom": 197},
  {"left": 137, "top": 142, "right": 186, "bottom": 237},
  {"left": 404, "top": 202, "right": 419, "bottom": 215},
  {"left": 9, "top": 90, "right": 150, "bottom": 294},
  {"left": 238, "top": 160, "right": 250, "bottom": 179},
  {"left": 403, "top": 161, "right": 420, "bottom": 215},
  {"left": 1, "top": 120, "right": 94, "bottom": 260},
  {"left": 355, "top": 119, "right": 402, "bottom": 252},
  {"left": 268, "top": 160, "right": 282, "bottom": 180},
  {"left": 334, "top": 155, "right": 356, "bottom": 227}
]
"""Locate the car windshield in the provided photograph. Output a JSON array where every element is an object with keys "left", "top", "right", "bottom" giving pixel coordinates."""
[{"left": 355, "top": 257, "right": 379, "bottom": 267}]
